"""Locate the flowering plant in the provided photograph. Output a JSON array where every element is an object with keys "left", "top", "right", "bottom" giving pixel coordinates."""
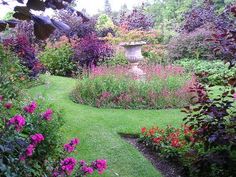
[{"left": 0, "top": 97, "right": 107, "bottom": 176}]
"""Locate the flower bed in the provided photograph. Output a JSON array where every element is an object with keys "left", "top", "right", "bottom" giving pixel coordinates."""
[{"left": 71, "top": 65, "right": 196, "bottom": 109}]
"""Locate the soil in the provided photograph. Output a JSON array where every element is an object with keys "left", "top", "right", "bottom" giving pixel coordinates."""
[{"left": 122, "top": 135, "right": 187, "bottom": 177}]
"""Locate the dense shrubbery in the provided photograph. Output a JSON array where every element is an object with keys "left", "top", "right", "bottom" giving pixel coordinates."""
[
  {"left": 167, "top": 28, "right": 213, "bottom": 60},
  {"left": 0, "top": 45, "right": 29, "bottom": 99},
  {"left": 73, "top": 34, "right": 114, "bottom": 68},
  {"left": 0, "top": 97, "right": 107, "bottom": 177},
  {"left": 39, "top": 44, "right": 76, "bottom": 77},
  {"left": 71, "top": 65, "right": 196, "bottom": 109},
  {"left": 3, "top": 35, "right": 43, "bottom": 77},
  {"left": 176, "top": 59, "right": 236, "bottom": 86}
]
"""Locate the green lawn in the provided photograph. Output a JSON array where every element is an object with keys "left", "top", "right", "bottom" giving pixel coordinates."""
[{"left": 29, "top": 76, "right": 185, "bottom": 177}]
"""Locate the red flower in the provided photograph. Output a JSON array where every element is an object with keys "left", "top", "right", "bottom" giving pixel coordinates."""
[
  {"left": 4, "top": 102, "right": 13, "bottom": 109},
  {"left": 171, "top": 138, "right": 180, "bottom": 148},
  {"left": 153, "top": 137, "right": 162, "bottom": 144},
  {"left": 149, "top": 128, "right": 156, "bottom": 136},
  {"left": 141, "top": 127, "right": 147, "bottom": 134}
]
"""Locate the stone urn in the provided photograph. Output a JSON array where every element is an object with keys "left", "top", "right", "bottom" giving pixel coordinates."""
[{"left": 120, "top": 41, "right": 146, "bottom": 79}]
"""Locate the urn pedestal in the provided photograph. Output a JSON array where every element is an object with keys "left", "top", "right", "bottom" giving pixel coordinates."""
[{"left": 120, "top": 41, "right": 146, "bottom": 80}]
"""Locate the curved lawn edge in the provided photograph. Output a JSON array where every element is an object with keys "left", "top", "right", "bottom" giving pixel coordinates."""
[{"left": 28, "top": 75, "right": 185, "bottom": 177}]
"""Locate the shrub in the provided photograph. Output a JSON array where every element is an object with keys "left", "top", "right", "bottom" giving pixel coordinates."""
[
  {"left": 0, "top": 97, "right": 108, "bottom": 177},
  {"left": 96, "top": 14, "right": 114, "bottom": 31},
  {"left": 167, "top": 28, "right": 214, "bottom": 60},
  {"left": 181, "top": 83, "right": 236, "bottom": 177},
  {"left": 39, "top": 44, "right": 76, "bottom": 76},
  {"left": 0, "top": 45, "right": 29, "bottom": 99},
  {"left": 73, "top": 34, "right": 114, "bottom": 68},
  {"left": 3, "top": 34, "right": 43, "bottom": 77},
  {"left": 102, "top": 51, "right": 128, "bottom": 66},
  {"left": 0, "top": 97, "right": 64, "bottom": 176},
  {"left": 176, "top": 59, "right": 236, "bottom": 86},
  {"left": 71, "top": 65, "right": 196, "bottom": 109},
  {"left": 120, "top": 6, "right": 154, "bottom": 31}
]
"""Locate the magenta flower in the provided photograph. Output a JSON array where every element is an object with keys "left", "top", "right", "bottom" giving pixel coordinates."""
[
  {"left": 80, "top": 160, "right": 86, "bottom": 166},
  {"left": 92, "top": 159, "right": 107, "bottom": 174},
  {"left": 4, "top": 102, "right": 13, "bottom": 109},
  {"left": 24, "top": 101, "right": 37, "bottom": 114},
  {"left": 60, "top": 157, "right": 77, "bottom": 175},
  {"left": 82, "top": 166, "right": 94, "bottom": 175},
  {"left": 41, "top": 109, "right": 53, "bottom": 121},
  {"left": 31, "top": 133, "right": 44, "bottom": 145},
  {"left": 25, "top": 144, "right": 35, "bottom": 156},
  {"left": 64, "top": 138, "right": 80, "bottom": 153},
  {"left": 8, "top": 115, "right": 26, "bottom": 131}
]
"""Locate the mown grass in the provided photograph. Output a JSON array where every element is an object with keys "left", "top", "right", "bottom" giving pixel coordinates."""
[{"left": 29, "top": 75, "right": 185, "bottom": 177}]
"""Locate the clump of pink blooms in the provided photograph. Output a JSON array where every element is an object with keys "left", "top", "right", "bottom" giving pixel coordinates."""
[
  {"left": 8, "top": 115, "right": 26, "bottom": 132},
  {"left": 20, "top": 133, "right": 45, "bottom": 161},
  {"left": 60, "top": 157, "right": 77, "bottom": 175},
  {"left": 64, "top": 138, "right": 80, "bottom": 153},
  {"left": 24, "top": 101, "right": 37, "bottom": 114},
  {"left": 92, "top": 159, "right": 107, "bottom": 174},
  {"left": 91, "top": 65, "right": 185, "bottom": 80},
  {"left": 41, "top": 108, "right": 53, "bottom": 121},
  {"left": 4, "top": 102, "right": 13, "bottom": 109}
]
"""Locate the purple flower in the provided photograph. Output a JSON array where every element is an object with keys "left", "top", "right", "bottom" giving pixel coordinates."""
[
  {"left": 64, "top": 138, "right": 80, "bottom": 153},
  {"left": 8, "top": 115, "right": 26, "bottom": 131},
  {"left": 41, "top": 109, "right": 53, "bottom": 121},
  {"left": 4, "top": 102, "right": 13, "bottom": 109},
  {"left": 80, "top": 160, "right": 86, "bottom": 166},
  {"left": 25, "top": 144, "right": 35, "bottom": 156},
  {"left": 24, "top": 101, "right": 37, "bottom": 114},
  {"left": 60, "top": 157, "right": 77, "bottom": 175},
  {"left": 31, "top": 133, "right": 44, "bottom": 145},
  {"left": 92, "top": 159, "right": 107, "bottom": 174},
  {"left": 82, "top": 166, "right": 94, "bottom": 175}
]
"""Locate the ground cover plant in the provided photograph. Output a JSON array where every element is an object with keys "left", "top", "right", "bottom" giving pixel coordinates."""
[{"left": 71, "top": 65, "right": 196, "bottom": 109}]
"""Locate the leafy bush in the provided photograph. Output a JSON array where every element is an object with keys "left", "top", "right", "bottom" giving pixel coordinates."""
[
  {"left": 120, "top": 6, "right": 154, "bottom": 31},
  {"left": 71, "top": 65, "right": 196, "bottom": 109},
  {"left": 167, "top": 28, "right": 214, "bottom": 60},
  {"left": 96, "top": 14, "right": 114, "bottom": 31},
  {"left": 0, "top": 45, "right": 29, "bottom": 99},
  {"left": 181, "top": 83, "right": 236, "bottom": 177},
  {"left": 102, "top": 51, "right": 128, "bottom": 66},
  {"left": 0, "top": 97, "right": 108, "bottom": 177},
  {"left": 176, "top": 59, "right": 236, "bottom": 86},
  {"left": 3, "top": 35, "right": 43, "bottom": 77},
  {"left": 39, "top": 44, "right": 76, "bottom": 76},
  {"left": 73, "top": 34, "right": 114, "bottom": 68}
]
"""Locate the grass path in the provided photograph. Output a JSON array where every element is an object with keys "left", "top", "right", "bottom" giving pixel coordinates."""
[{"left": 29, "top": 76, "right": 185, "bottom": 177}]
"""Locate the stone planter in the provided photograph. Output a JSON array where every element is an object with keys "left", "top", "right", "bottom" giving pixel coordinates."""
[{"left": 120, "top": 41, "right": 146, "bottom": 79}]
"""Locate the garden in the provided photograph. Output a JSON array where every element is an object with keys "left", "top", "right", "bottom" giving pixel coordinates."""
[{"left": 0, "top": 0, "right": 236, "bottom": 177}]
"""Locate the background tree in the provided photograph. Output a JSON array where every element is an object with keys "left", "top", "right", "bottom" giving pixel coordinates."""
[{"left": 104, "top": 0, "right": 112, "bottom": 16}]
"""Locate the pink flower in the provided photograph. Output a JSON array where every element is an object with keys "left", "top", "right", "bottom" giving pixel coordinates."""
[
  {"left": 8, "top": 115, "right": 26, "bottom": 131},
  {"left": 82, "top": 166, "right": 94, "bottom": 175},
  {"left": 233, "top": 93, "right": 236, "bottom": 100},
  {"left": 24, "top": 101, "right": 37, "bottom": 114},
  {"left": 64, "top": 138, "right": 80, "bottom": 153},
  {"left": 41, "top": 109, "right": 53, "bottom": 121},
  {"left": 80, "top": 160, "right": 86, "bottom": 166},
  {"left": 31, "top": 133, "right": 44, "bottom": 145},
  {"left": 92, "top": 159, "right": 107, "bottom": 174},
  {"left": 4, "top": 102, "right": 13, "bottom": 109},
  {"left": 25, "top": 144, "right": 35, "bottom": 156},
  {"left": 60, "top": 157, "right": 77, "bottom": 175}
]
